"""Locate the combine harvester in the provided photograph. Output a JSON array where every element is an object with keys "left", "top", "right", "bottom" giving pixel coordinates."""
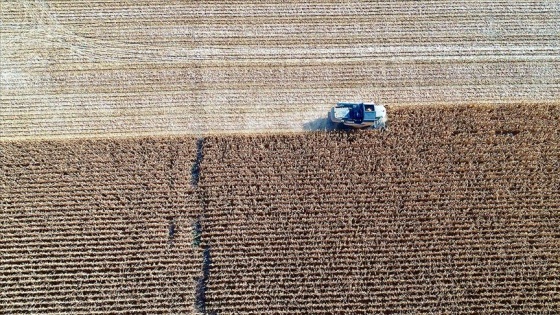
[{"left": 329, "top": 102, "right": 387, "bottom": 130}]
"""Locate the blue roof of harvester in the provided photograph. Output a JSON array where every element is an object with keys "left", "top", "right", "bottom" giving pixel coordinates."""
[{"left": 364, "top": 111, "right": 378, "bottom": 121}]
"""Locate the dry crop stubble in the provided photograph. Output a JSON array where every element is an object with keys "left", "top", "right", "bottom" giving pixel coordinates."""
[{"left": 2, "top": 1, "right": 559, "bottom": 139}]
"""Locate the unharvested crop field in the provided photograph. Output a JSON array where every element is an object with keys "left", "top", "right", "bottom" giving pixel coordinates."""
[
  {"left": 2, "top": 1, "right": 559, "bottom": 139},
  {"left": 2, "top": 104, "right": 559, "bottom": 313},
  {"left": 200, "top": 104, "right": 560, "bottom": 313},
  {"left": 1, "top": 138, "right": 203, "bottom": 313}
]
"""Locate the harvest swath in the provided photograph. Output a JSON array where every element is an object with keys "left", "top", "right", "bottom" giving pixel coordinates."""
[
  {"left": 201, "top": 105, "right": 560, "bottom": 313},
  {"left": 2, "top": 1, "right": 559, "bottom": 139}
]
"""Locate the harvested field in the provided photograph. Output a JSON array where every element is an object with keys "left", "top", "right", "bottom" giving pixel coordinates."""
[
  {"left": 201, "top": 104, "right": 560, "bottom": 313},
  {"left": 2, "top": 1, "right": 560, "bottom": 139},
  {"left": 1, "top": 104, "right": 559, "bottom": 314},
  {"left": 1, "top": 138, "right": 203, "bottom": 314}
]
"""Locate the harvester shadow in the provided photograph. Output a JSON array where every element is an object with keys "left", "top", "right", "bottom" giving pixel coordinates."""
[
  {"left": 303, "top": 116, "right": 357, "bottom": 132},
  {"left": 303, "top": 117, "right": 329, "bottom": 131}
]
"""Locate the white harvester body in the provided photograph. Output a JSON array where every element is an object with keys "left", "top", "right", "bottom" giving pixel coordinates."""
[{"left": 329, "top": 102, "right": 387, "bottom": 129}]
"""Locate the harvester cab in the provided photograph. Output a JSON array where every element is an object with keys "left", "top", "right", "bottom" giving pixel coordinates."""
[{"left": 329, "top": 102, "right": 387, "bottom": 130}]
